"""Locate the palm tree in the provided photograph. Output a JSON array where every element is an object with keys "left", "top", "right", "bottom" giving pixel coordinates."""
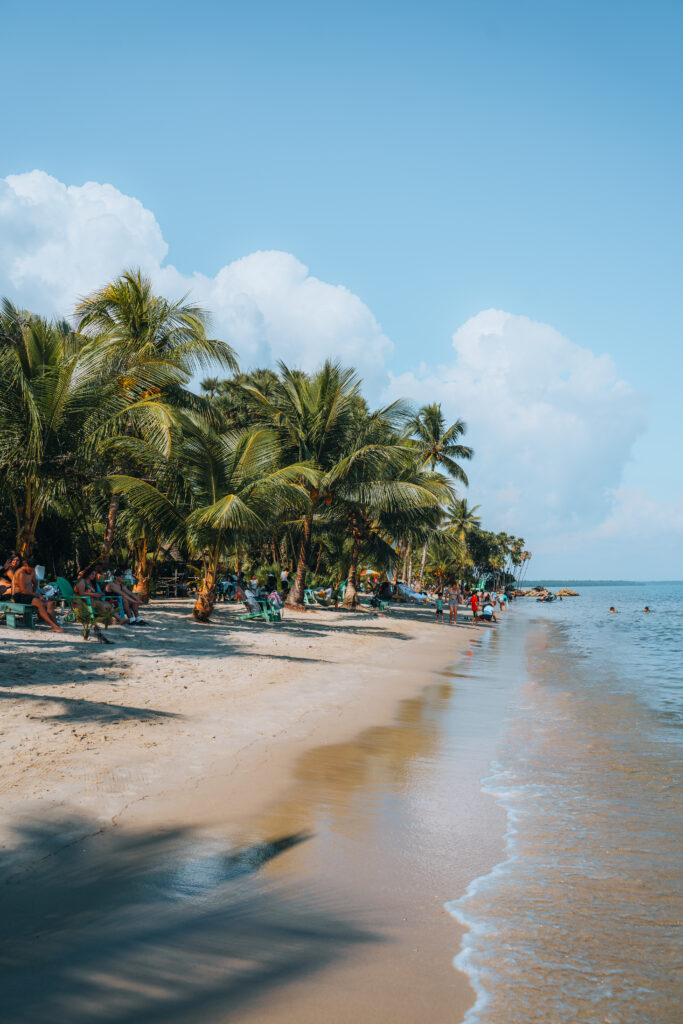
[
  {"left": 74, "top": 269, "right": 239, "bottom": 565},
  {"left": 443, "top": 498, "right": 481, "bottom": 544},
  {"left": 322, "top": 410, "right": 453, "bottom": 606},
  {"left": 409, "top": 403, "right": 473, "bottom": 586},
  {"left": 0, "top": 301, "right": 108, "bottom": 555},
  {"left": 200, "top": 377, "right": 222, "bottom": 400},
  {"left": 238, "top": 361, "right": 361, "bottom": 607},
  {"left": 107, "top": 424, "right": 307, "bottom": 621}
]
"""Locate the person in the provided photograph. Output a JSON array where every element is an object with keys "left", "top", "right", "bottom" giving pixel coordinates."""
[
  {"left": 435, "top": 590, "right": 444, "bottom": 623},
  {"left": 280, "top": 568, "right": 289, "bottom": 600},
  {"left": 469, "top": 591, "right": 479, "bottom": 623},
  {"left": 609, "top": 606, "right": 618, "bottom": 614},
  {"left": 75, "top": 569, "right": 126, "bottom": 624},
  {"left": 12, "top": 555, "right": 63, "bottom": 632},
  {"left": 266, "top": 572, "right": 277, "bottom": 593},
  {"left": 644, "top": 606, "right": 652, "bottom": 613},
  {"left": 249, "top": 572, "right": 260, "bottom": 592},
  {"left": 481, "top": 601, "right": 497, "bottom": 623},
  {"left": 236, "top": 581, "right": 260, "bottom": 613},
  {"left": 447, "top": 583, "right": 459, "bottom": 624},
  {"left": 103, "top": 569, "right": 146, "bottom": 625},
  {"left": 0, "top": 554, "right": 20, "bottom": 598}
]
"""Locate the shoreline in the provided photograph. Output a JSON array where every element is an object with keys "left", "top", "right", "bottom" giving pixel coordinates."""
[{"left": 1, "top": 599, "right": 511, "bottom": 1022}]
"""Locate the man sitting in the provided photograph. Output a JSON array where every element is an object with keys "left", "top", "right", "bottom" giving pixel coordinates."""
[
  {"left": 12, "top": 556, "right": 63, "bottom": 632},
  {"left": 101, "top": 569, "right": 146, "bottom": 625}
]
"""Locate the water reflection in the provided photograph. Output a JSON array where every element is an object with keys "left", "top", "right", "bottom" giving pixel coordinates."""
[{"left": 242, "top": 682, "right": 453, "bottom": 859}]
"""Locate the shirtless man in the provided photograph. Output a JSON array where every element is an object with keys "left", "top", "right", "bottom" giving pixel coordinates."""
[{"left": 12, "top": 556, "right": 63, "bottom": 632}]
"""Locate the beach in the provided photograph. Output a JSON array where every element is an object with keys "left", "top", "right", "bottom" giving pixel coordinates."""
[{"left": 1, "top": 599, "right": 509, "bottom": 1023}]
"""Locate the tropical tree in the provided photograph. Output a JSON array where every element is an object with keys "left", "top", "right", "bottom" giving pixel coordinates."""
[
  {"left": 74, "top": 269, "right": 238, "bottom": 565},
  {"left": 0, "top": 302, "right": 110, "bottom": 555},
  {"left": 322, "top": 411, "right": 453, "bottom": 606},
  {"left": 107, "top": 424, "right": 307, "bottom": 621},
  {"left": 408, "top": 403, "right": 473, "bottom": 585},
  {"left": 238, "top": 361, "right": 361, "bottom": 606}
]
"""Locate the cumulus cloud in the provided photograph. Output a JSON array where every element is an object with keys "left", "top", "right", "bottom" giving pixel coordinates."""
[
  {"left": 0, "top": 171, "right": 167, "bottom": 312},
  {"left": 384, "top": 309, "right": 650, "bottom": 561},
  {"left": 2, "top": 169, "right": 677, "bottom": 575},
  {"left": 0, "top": 170, "right": 392, "bottom": 380}
]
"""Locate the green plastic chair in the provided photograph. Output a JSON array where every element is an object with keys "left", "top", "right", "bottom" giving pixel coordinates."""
[{"left": 54, "top": 577, "right": 95, "bottom": 621}]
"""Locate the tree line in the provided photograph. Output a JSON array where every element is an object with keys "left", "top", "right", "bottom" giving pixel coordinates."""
[{"left": 0, "top": 269, "right": 529, "bottom": 621}]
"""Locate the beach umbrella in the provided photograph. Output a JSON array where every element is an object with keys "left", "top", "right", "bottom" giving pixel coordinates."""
[{"left": 360, "top": 569, "right": 380, "bottom": 576}]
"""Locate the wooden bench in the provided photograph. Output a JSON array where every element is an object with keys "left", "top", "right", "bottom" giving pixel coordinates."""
[{"left": 0, "top": 601, "right": 37, "bottom": 629}]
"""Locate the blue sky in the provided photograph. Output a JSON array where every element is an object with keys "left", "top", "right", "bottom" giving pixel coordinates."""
[{"left": 2, "top": 0, "right": 681, "bottom": 576}]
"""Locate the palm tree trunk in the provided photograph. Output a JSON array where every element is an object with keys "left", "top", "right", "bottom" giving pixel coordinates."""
[
  {"left": 418, "top": 540, "right": 428, "bottom": 587},
  {"left": 405, "top": 541, "right": 413, "bottom": 585},
  {"left": 401, "top": 543, "right": 409, "bottom": 581},
  {"left": 100, "top": 493, "right": 120, "bottom": 567},
  {"left": 193, "top": 543, "right": 221, "bottom": 622},
  {"left": 132, "top": 540, "right": 151, "bottom": 604},
  {"left": 193, "top": 576, "right": 216, "bottom": 621},
  {"left": 290, "top": 513, "right": 313, "bottom": 606},
  {"left": 342, "top": 536, "right": 362, "bottom": 608}
]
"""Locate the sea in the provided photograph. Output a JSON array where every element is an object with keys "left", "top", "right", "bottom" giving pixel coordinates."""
[
  {"left": 448, "top": 582, "right": 683, "bottom": 1023},
  {"left": 2, "top": 583, "right": 680, "bottom": 1023}
]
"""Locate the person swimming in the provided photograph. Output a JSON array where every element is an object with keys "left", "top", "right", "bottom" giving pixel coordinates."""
[{"left": 609, "top": 606, "right": 618, "bottom": 614}]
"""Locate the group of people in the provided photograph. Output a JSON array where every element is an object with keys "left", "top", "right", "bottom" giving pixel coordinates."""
[
  {"left": 232, "top": 570, "right": 288, "bottom": 614},
  {"left": 433, "top": 584, "right": 508, "bottom": 625},
  {"left": 0, "top": 554, "right": 147, "bottom": 633}
]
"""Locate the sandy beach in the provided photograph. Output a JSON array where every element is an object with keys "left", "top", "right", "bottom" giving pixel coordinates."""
[{"left": 2, "top": 600, "right": 508, "bottom": 1023}]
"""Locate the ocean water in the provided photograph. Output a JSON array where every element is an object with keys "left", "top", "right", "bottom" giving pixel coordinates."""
[{"left": 448, "top": 583, "right": 683, "bottom": 1023}]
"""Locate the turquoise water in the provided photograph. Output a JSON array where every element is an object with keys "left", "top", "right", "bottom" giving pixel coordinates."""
[{"left": 448, "top": 583, "right": 683, "bottom": 1023}]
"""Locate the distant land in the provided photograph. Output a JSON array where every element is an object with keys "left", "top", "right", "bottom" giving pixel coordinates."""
[{"left": 525, "top": 580, "right": 683, "bottom": 587}]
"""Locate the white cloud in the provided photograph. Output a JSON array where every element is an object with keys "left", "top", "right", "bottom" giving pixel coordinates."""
[
  {"left": 2, "top": 170, "right": 678, "bottom": 575},
  {"left": 0, "top": 170, "right": 392, "bottom": 380},
  {"left": 592, "top": 489, "right": 683, "bottom": 540},
  {"left": 0, "top": 171, "right": 167, "bottom": 312},
  {"left": 383, "top": 309, "right": 650, "bottom": 560}
]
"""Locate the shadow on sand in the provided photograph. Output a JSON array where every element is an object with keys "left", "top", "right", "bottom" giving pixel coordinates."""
[{"left": 0, "top": 815, "right": 379, "bottom": 1024}]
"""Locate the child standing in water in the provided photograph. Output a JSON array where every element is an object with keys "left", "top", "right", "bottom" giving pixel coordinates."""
[{"left": 435, "top": 590, "right": 444, "bottom": 623}]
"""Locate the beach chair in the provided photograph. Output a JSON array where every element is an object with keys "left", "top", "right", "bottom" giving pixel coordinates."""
[
  {"left": 238, "top": 597, "right": 281, "bottom": 624},
  {"left": 95, "top": 582, "right": 126, "bottom": 618},
  {"left": 53, "top": 577, "right": 95, "bottom": 621},
  {"left": 0, "top": 600, "right": 37, "bottom": 629},
  {"left": 303, "top": 588, "right": 318, "bottom": 607}
]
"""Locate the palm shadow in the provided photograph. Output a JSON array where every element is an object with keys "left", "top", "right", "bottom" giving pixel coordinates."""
[
  {"left": 0, "top": 814, "right": 379, "bottom": 1024},
  {"left": 0, "top": 689, "right": 179, "bottom": 724}
]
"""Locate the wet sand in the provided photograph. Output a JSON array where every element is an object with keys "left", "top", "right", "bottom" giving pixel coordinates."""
[{"left": 1, "top": 598, "right": 510, "bottom": 1022}]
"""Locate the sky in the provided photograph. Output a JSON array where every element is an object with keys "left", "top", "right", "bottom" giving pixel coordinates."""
[{"left": 1, "top": 0, "right": 681, "bottom": 578}]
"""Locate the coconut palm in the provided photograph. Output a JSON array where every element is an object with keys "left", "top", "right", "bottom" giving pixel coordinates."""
[
  {"left": 0, "top": 301, "right": 110, "bottom": 555},
  {"left": 443, "top": 498, "right": 481, "bottom": 544},
  {"left": 322, "top": 411, "right": 453, "bottom": 606},
  {"left": 238, "top": 361, "right": 362, "bottom": 606},
  {"left": 408, "top": 404, "right": 473, "bottom": 586},
  {"left": 74, "top": 269, "right": 239, "bottom": 564},
  {"left": 107, "top": 423, "right": 308, "bottom": 621},
  {"left": 200, "top": 377, "right": 222, "bottom": 400}
]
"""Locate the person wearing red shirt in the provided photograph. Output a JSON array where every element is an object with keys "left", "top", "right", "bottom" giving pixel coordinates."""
[{"left": 469, "top": 592, "right": 479, "bottom": 622}]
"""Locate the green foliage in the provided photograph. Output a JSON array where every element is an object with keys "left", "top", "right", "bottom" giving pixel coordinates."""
[{"left": 0, "top": 274, "right": 530, "bottom": 613}]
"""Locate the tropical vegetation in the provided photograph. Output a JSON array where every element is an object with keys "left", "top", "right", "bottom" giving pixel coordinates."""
[{"left": 0, "top": 270, "right": 529, "bottom": 621}]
